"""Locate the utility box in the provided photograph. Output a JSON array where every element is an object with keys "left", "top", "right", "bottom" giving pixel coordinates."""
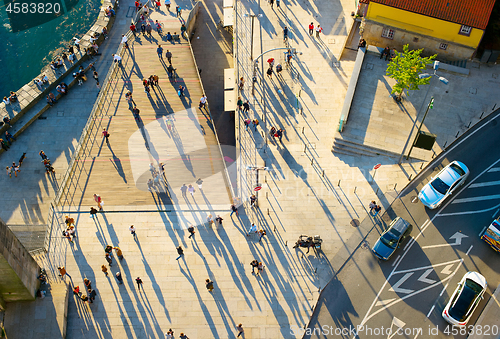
[{"left": 414, "top": 131, "right": 437, "bottom": 150}]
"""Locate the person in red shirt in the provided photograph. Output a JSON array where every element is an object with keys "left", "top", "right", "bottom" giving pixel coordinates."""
[
  {"left": 308, "top": 22, "right": 314, "bottom": 36},
  {"left": 130, "top": 23, "right": 136, "bottom": 36}
]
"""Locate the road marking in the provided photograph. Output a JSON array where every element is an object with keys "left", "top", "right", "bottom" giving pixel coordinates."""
[
  {"left": 466, "top": 245, "right": 473, "bottom": 255},
  {"left": 440, "top": 200, "right": 500, "bottom": 217},
  {"left": 494, "top": 208, "right": 500, "bottom": 218},
  {"left": 403, "top": 237, "right": 415, "bottom": 251},
  {"left": 388, "top": 317, "right": 406, "bottom": 339},
  {"left": 391, "top": 255, "right": 401, "bottom": 267},
  {"left": 395, "top": 259, "right": 461, "bottom": 275},
  {"left": 428, "top": 259, "right": 464, "bottom": 318},
  {"left": 388, "top": 273, "right": 415, "bottom": 294},
  {"left": 418, "top": 269, "right": 437, "bottom": 284},
  {"left": 357, "top": 218, "right": 435, "bottom": 332},
  {"left": 422, "top": 232, "right": 468, "bottom": 249},
  {"left": 426, "top": 305, "right": 435, "bottom": 318},
  {"left": 375, "top": 298, "right": 396, "bottom": 307},
  {"left": 437, "top": 158, "right": 500, "bottom": 215},
  {"left": 469, "top": 180, "right": 500, "bottom": 188},
  {"left": 479, "top": 225, "right": 488, "bottom": 237},
  {"left": 452, "top": 194, "right": 500, "bottom": 204},
  {"left": 488, "top": 167, "right": 500, "bottom": 173},
  {"left": 441, "top": 264, "right": 454, "bottom": 275}
]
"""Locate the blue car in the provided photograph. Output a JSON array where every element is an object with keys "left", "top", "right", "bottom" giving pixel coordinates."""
[{"left": 372, "top": 217, "right": 412, "bottom": 260}]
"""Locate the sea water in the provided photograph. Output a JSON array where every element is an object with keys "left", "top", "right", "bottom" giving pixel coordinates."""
[{"left": 0, "top": 0, "right": 102, "bottom": 98}]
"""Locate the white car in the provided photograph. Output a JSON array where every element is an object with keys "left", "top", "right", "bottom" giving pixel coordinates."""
[
  {"left": 442, "top": 271, "right": 487, "bottom": 327},
  {"left": 418, "top": 161, "right": 469, "bottom": 209}
]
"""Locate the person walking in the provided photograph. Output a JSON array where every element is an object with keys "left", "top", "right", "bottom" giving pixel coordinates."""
[
  {"left": 102, "top": 129, "right": 110, "bottom": 144},
  {"left": 308, "top": 22, "right": 314, "bottom": 35},
  {"left": 238, "top": 77, "right": 245, "bottom": 90},
  {"left": 283, "top": 26, "right": 288, "bottom": 42},
  {"left": 101, "top": 265, "right": 108, "bottom": 276},
  {"left": 121, "top": 34, "right": 129, "bottom": 49},
  {"left": 178, "top": 85, "right": 185, "bottom": 97},
  {"left": 105, "top": 253, "right": 113, "bottom": 267},
  {"left": 269, "top": 0, "right": 273, "bottom": 8},
  {"left": 196, "top": 178, "right": 203, "bottom": 190},
  {"left": 176, "top": 5, "right": 181, "bottom": 17},
  {"left": 129, "top": 225, "right": 137, "bottom": 238},
  {"left": 179, "top": 333, "right": 189, "bottom": 339},
  {"left": 93, "top": 193, "right": 103, "bottom": 210},
  {"left": 258, "top": 229, "right": 267, "bottom": 242},
  {"left": 257, "top": 262, "right": 264, "bottom": 275},
  {"left": 277, "top": 128, "right": 284, "bottom": 142},
  {"left": 114, "top": 247, "right": 124, "bottom": 260},
  {"left": 276, "top": 63, "right": 283, "bottom": 76},
  {"left": 215, "top": 215, "right": 223, "bottom": 227},
  {"left": 199, "top": 95, "right": 207, "bottom": 109},
  {"left": 90, "top": 207, "right": 98, "bottom": 218},
  {"left": 188, "top": 184, "right": 195, "bottom": 197},
  {"left": 88, "top": 289, "right": 96, "bottom": 303},
  {"left": 84, "top": 278, "right": 92, "bottom": 290},
  {"left": 247, "top": 223, "right": 257, "bottom": 236},
  {"left": 230, "top": 204, "right": 238, "bottom": 217},
  {"left": 11, "top": 162, "right": 19, "bottom": 177},
  {"left": 237, "top": 96, "right": 243, "bottom": 111},
  {"left": 315, "top": 24, "right": 323, "bottom": 38},
  {"left": 0, "top": 139, "right": 9, "bottom": 151},
  {"left": 5, "top": 166, "right": 11, "bottom": 178},
  {"left": 165, "top": 329, "right": 174, "bottom": 339},
  {"left": 5, "top": 131, "right": 15, "bottom": 144},
  {"left": 176, "top": 246, "right": 184, "bottom": 260},
  {"left": 165, "top": 50, "right": 172, "bottom": 64},
  {"left": 58, "top": 266, "right": 70, "bottom": 278},
  {"left": 250, "top": 194, "right": 257, "bottom": 207},
  {"left": 252, "top": 119, "right": 259, "bottom": 131},
  {"left": 236, "top": 324, "right": 244, "bottom": 337},
  {"left": 157, "top": 44, "right": 163, "bottom": 59},
  {"left": 250, "top": 259, "right": 259, "bottom": 274},
  {"left": 180, "top": 184, "right": 188, "bottom": 198},
  {"left": 188, "top": 225, "right": 195, "bottom": 239},
  {"left": 369, "top": 201, "right": 376, "bottom": 214},
  {"left": 243, "top": 100, "right": 250, "bottom": 113},
  {"left": 205, "top": 279, "right": 214, "bottom": 292},
  {"left": 207, "top": 214, "right": 214, "bottom": 228},
  {"left": 136, "top": 277, "right": 143, "bottom": 291},
  {"left": 39, "top": 150, "right": 48, "bottom": 160},
  {"left": 115, "top": 272, "right": 123, "bottom": 284}
]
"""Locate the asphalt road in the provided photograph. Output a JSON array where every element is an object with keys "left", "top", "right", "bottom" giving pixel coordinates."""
[{"left": 305, "top": 109, "right": 500, "bottom": 339}]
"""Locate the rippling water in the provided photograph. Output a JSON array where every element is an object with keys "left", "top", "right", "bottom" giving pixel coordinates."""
[{"left": 0, "top": 0, "right": 102, "bottom": 98}]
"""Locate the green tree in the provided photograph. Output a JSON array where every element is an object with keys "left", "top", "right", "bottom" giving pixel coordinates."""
[{"left": 386, "top": 44, "right": 436, "bottom": 101}]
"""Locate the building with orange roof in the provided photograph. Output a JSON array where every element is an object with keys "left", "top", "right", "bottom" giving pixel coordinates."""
[{"left": 359, "top": 0, "right": 496, "bottom": 60}]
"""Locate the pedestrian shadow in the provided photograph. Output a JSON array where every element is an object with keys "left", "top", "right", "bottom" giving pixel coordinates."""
[{"left": 108, "top": 145, "right": 127, "bottom": 183}]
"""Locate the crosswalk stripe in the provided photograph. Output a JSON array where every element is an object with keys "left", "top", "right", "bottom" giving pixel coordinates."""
[
  {"left": 469, "top": 180, "right": 500, "bottom": 188},
  {"left": 488, "top": 168, "right": 500, "bottom": 173},
  {"left": 452, "top": 194, "right": 500, "bottom": 204}
]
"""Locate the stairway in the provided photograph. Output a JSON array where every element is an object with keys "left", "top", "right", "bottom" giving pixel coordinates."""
[{"left": 332, "top": 137, "right": 400, "bottom": 159}]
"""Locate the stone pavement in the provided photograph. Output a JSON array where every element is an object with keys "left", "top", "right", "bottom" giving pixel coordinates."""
[{"left": 340, "top": 52, "right": 500, "bottom": 161}]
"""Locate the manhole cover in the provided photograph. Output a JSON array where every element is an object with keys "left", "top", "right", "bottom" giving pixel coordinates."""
[
  {"left": 350, "top": 219, "right": 360, "bottom": 227},
  {"left": 361, "top": 241, "right": 369, "bottom": 250},
  {"left": 411, "top": 196, "right": 419, "bottom": 203}
]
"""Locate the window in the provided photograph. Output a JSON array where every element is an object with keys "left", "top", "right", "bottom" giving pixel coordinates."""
[
  {"left": 381, "top": 28, "right": 395, "bottom": 39},
  {"left": 439, "top": 43, "right": 448, "bottom": 50},
  {"left": 459, "top": 25, "right": 472, "bottom": 36}
]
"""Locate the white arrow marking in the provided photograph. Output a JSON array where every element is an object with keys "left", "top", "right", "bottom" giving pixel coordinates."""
[
  {"left": 388, "top": 317, "right": 406, "bottom": 339},
  {"left": 441, "top": 264, "right": 454, "bottom": 275},
  {"left": 418, "top": 269, "right": 436, "bottom": 284},
  {"left": 421, "top": 232, "right": 468, "bottom": 249},
  {"left": 375, "top": 298, "right": 396, "bottom": 307},
  {"left": 389, "top": 273, "right": 414, "bottom": 294}
]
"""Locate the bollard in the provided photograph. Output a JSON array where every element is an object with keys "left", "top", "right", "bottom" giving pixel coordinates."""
[
  {"left": 394, "top": 183, "right": 397, "bottom": 190},
  {"left": 285, "top": 240, "right": 287, "bottom": 246},
  {"left": 265, "top": 176, "right": 267, "bottom": 183},
  {"left": 493, "top": 104, "right": 497, "bottom": 111},
  {"left": 443, "top": 141, "right": 447, "bottom": 149},
  {"left": 301, "top": 253, "right": 304, "bottom": 258},
  {"left": 304, "top": 145, "right": 307, "bottom": 153},
  {"left": 311, "top": 158, "right": 314, "bottom": 165},
  {"left": 261, "top": 131, "right": 264, "bottom": 138},
  {"left": 266, "top": 192, "right": 268, "bottom": 199},
  {"left": 466, "top": 121, "right": 471, "bottom": 128},
  {"left": 432, "top": 152, "right": 435, "bottom": 159},
  {"left": 409, "top": 174, "right": 412, "bottom": 181},
  {"left": 274, "top": 225, "right": 276, "bottom": 231},
  {"left": 314, "top": 267, "right": 317, "bottom": 273},
  {"left": 455, "top": 131, "right": 460, "bottom": 138},
  {"left": 322, "top": 170, "right": 325, "bottom": 177},
  {"left": 480, "top": 112, "right": 484, "bottom": 119},
  {"left": 302, "top": 127, "right": 304, "bottom": 134},
  {"left": 301, "top": 107, "right": 303, "bottom": 115},
  {"left": 338, "top": 180, "right": 341, "bottom": 187},
  {"left": 267, "top": 208, "right": 269, "bottom": 215},
  {"left": 376, "top": 188, "right": 379, "bottom": 195},
  {"left": 354, "top": 187, "right": 357, "bottom": 194},
  {"left": 420, "top": 162, "right": 424, "bottom": 169}
]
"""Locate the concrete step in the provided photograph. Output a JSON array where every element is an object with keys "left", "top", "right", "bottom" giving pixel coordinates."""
[{"left": 332, "top": 137, "right": 400, "bottom": 159}]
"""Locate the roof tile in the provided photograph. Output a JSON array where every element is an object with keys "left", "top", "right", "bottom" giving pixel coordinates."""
[{"left": 369, "top": 0, "right": 496, "bottom": 29}]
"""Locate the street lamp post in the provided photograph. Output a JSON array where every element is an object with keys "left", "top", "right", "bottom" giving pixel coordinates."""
[
  {"left": 398, "top": 61, "right": 449, "bottom": 164},
  {"left": 242, "top": 13, "right": 262, "bottom": 62}
]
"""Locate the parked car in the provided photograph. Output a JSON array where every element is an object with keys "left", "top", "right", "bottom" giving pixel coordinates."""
[
  {"left": 442, "top": 271, "right": 487, "bottom": 327},
  {"left": 418, "top": 161, "right": 469, "bottom": 209},
  {"left": 371, "top": 217, "right": 412, "bottom": 260}
]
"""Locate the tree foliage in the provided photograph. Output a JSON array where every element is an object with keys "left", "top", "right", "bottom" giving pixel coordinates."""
[{"left": 386, "top": 44, "right": 436, "bottom": 100}]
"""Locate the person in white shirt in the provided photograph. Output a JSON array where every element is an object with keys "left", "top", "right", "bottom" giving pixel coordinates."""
[{"left": 112, "top": 54, "right": 122, "bottom": 64}]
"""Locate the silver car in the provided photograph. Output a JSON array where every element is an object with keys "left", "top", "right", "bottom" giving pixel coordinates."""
[{"left": 418, "top": 161, "right": 469, "bottom": 209}]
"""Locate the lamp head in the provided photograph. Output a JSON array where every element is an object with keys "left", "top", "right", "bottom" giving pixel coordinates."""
[
  {"left": 438, "top": 76, "right": 449, "bottom": 85},
  {"left": 433, "top": 61, "right": 440, "bottom": 70},
  {"left": 419, "top": 73, "right": 431, "bottom": 79}
]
